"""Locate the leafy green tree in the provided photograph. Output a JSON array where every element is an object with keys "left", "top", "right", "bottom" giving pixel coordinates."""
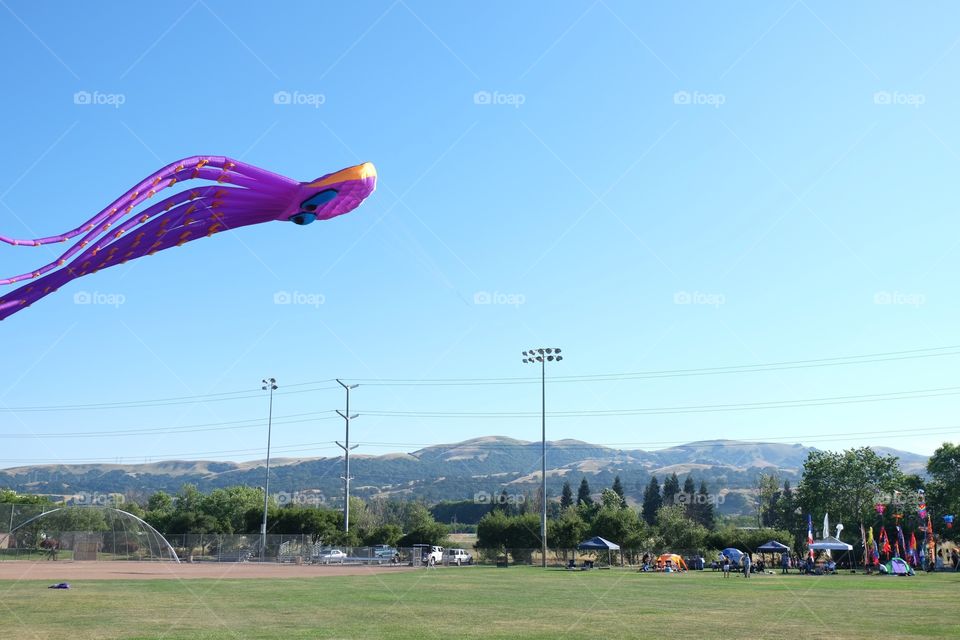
[
  {"left": 655, "top": 504, "right": 707, "bottom": 552},
  {"left": 505, "top": 513, "right": 541, "bottom": 563},
  {"left": 346, "top": 496, "right": 375, "bottom": 538},
  {"left": 694, "top": 480, "right": 716, "bottom": 529},
  {"left": 612, "top": 476, "right": 625, "bottom": 505},
  {"left": 641, "top": 476, "right": 662, "bottom": 526},
  {"left": 202, "top": 486, "right": 263, "bottom": 534},
  {"left": 662, "top": 473, "right": 681, "bottom": 509},
  {"left": 706, "top": 526, "right": 794, "bottom": 554},
  {"left": 591, "top": 503, "right": 640, "bottom": 545},
  {"left": 0, "top": 490, "right": 51, "bottom": 504},
  {"left": 41, "top": 506, "right": 109, "bottom": 534},
  {"left": 362, "top": 524, "right": 403, "bottom": 547},
  {"left": 560, "top": 481, "right": 574, "bottom": 510},
  {"left": 599, "top": 488, "right": 624, "bottom": 510},
  {"left": 548, "top": 507, "right": 588, "bottom": 553},
  {"left": 146, "top": 491, "right": 173, "bottom": 512},
  {"left": 163, "top": 485, "right": 217, "bottom": 534},
  {"left": 681, "top": 476, "right": 697, "bottom": 518},
  {"left": 757, "top": 473, "right": 781, "bottom": 528},
  {"left": 577, "top": 478, "right": 593, "bottom": 507},
  {"left": 492, "top": 489, "right": 516, "bottom": 515},
  {"left": 797, "top": 448, "right": 905, "bottom": 536},
  {"left": 272, "top": 506, "right": 341, "bottom": 542},
  {"left": 926, "top": 442, "right": 960, "bottom": 539},
  {"left": 477, "top": 509, "right": 510, "bottom": 551},
  {"left": 144, "top": 491, "right": 175, "bottom": 532},
  {"left": 117, "top": 500, "right": 145, "bottom": 519},
  {"left": 396, "top": 503, "right": 448, "bottom": 547},
  {"left": 771, "top": 480, "right": 797, "bottom": 533}
]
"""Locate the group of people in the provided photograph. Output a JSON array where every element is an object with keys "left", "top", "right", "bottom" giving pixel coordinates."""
[
  {"left": 719, "top": 553, "right": 754, "bottom": 578},
  {"left": 933, "top": 548, "right": 959, "bottom": 571},
  {"left": 717, "top": 552, "right": 825, "bottom": 577},
  {"left": 644, "top": 546, "right": 959, "bottom": 575}
]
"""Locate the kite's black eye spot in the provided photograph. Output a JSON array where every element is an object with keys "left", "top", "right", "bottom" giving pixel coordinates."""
[
  {"left": 290, "top": 212, "right": 317, "bottom": 225},
  {"left": 300, "top": 189, "right": 338, "bottom": 212}
]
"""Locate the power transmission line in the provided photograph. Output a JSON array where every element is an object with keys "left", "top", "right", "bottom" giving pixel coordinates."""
[
  {"left": 355, "top": 383, "right": 960, "bottom": 418},
  {"left": 6, "top": 383, "right": 960, "bottom": 439},
  {"left": 0, "top": 412, "right": 339, "bottom": 438},
  {"left": 348, "top": 343, "right": 960, "bottom": 385},
  {"left": 3, "top": 343, "right": 960, "bottom": 412},
  {"left": 0, "top": 384, "right": 339, "bottom": 413}
]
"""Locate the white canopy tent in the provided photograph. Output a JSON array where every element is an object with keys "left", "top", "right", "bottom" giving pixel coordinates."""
[
  {"left": 809, "top": 537, "right": 853, "bottom": 552},
  {"left": 809, "top": 536, "right": 853, "bottom": 571}
]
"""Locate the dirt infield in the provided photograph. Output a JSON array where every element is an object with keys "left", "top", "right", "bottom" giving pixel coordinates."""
[{"left": 0, "top": 561, "right": 416, "bottom": 581}]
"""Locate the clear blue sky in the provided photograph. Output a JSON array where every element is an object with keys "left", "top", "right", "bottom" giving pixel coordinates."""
[{"left": 2, "top": 1, "right": 960, "bottom": 468}]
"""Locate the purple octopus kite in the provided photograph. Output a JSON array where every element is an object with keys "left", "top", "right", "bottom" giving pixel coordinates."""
[{"left": 0, "top": 156, "right": 376, "bottom": 320}]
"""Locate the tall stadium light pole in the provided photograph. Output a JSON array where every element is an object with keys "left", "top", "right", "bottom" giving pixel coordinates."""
[
  {"left": 336, "top": 379, "right": 359, "bottom": 533},
  {"left": 522, "top": 348, "right": 563, "bottom": 568},
  {"left": 260, "top": 377, "right": 277, "bottom": 562}
]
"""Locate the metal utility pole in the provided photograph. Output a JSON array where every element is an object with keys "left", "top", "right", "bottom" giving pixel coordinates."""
[
  {"left": 335, "top": 379, "right": 359, "bottom": 533},
  {"left": 260, "top": 377, "right": 277, "bottom": 562},
  {"left": 521, "top": 348, "right": 563, "bottom": 568}
]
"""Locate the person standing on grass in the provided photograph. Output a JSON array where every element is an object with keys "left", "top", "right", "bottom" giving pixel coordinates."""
[
  {"left": 722, "top": 557, "right": 730, "bottom": 578},
  {"left": 742, "top": 553, "right": 751, "bottom": 578},
  {"left": 781, "top": 552, "right": 789, "bottom": 574},
  {"left": 952, "top": 549, "right": 959, "bottom": 571}
]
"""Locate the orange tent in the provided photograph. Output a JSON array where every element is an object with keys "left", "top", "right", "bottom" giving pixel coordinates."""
[{"left": 657, "top": 553, "right": 688, "bottom": 571}]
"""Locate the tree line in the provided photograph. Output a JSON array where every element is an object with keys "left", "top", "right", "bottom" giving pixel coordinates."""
[
  {"left": 3, "top": 443, "right": 958, "bottom": 554},
  {"left": 475, "top": 474, "right": 792, "bottom": 561}
]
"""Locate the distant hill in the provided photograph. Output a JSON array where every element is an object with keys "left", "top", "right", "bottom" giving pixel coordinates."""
[{"left": 0, "top": 437, "right": 928, "bottom": 516}]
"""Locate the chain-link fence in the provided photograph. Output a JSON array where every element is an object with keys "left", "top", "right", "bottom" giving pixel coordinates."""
[{"left": 1, "top": 505, "right": 712, "bottom": 567}]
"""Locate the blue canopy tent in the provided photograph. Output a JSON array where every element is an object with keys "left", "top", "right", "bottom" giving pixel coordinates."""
[
  {"left": 756, "top": 540, "right": 791, "bottom": 569},
  {"left": 721, "top": 548, "right": 745, "bottom": 564},
  {"left": 576, "top": 536, "right": 622, "bottom": 567},
  {"left": 756, "top": 541, "right": 790, "bottom": 553}
]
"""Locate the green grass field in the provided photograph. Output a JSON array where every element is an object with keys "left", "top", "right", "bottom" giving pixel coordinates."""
[{"left": 2, "top": 568, "right": 958, "bottom": 639}]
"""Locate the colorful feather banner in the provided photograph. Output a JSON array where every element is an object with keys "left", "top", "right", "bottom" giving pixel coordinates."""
[{"left": 879, "top": 527, "right": 891, "bottom": 558}]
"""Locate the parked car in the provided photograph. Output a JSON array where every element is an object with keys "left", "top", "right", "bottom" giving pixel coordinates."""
[
  {"left": 443, "top": 548, "right": 473, "bottom": 566},
  {"left": 374, "top": 547, "right": 399, "bottom": 564},
  {"left": 420, "top": 545, "right": 444, "bottom": 566},
  {"left": 316, "top": 549, "right": 347, "bottom": 564}
]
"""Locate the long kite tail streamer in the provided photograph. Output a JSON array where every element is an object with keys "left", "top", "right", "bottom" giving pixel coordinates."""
[{"left": 0, "top": 157, "right": 376, "bottom": 320}]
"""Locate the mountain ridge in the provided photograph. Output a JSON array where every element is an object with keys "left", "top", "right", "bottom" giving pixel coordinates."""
[{"left": 1, "top": 437, "right": 929, "bottom": 514}]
